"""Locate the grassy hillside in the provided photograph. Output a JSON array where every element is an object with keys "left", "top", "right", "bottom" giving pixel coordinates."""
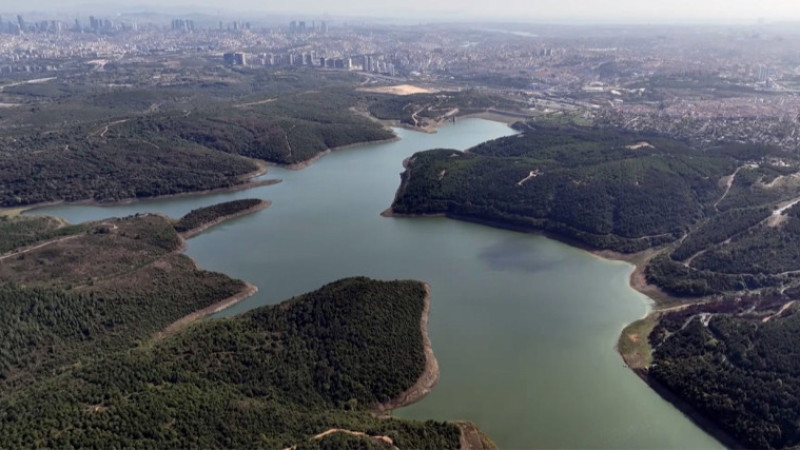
[{"left": 0, "top": 215, "right": 86, "bottom": 254}]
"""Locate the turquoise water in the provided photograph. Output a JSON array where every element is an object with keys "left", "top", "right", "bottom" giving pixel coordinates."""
[{"left": 31, "top": 119, "right": 721, "bottom": 449}]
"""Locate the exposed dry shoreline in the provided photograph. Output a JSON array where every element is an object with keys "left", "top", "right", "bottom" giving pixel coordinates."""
[
  {"left": 277, "top": 136, "right": 401, "bottom": 171},
  {"left": 383, "top": 208, "right": 744, "bottom": 447},
  {"left": 9, "top": 132, "right": 405, "bottom": 214},
  {"left": 179, "top": 200, "right": 271, "bottom": 239},
  {"left": 7, "top": 159, "right": 280, "bottom": 217},
  {"left": 151, "top": 282, "right": 258, "bottom": 342},
  {"left": 150, "top": 203, "right": 267, "bottom": 342},
  {"left": 373, "top": 283, "right": 439, "bottom": 413},
  {"left": 375, "top": 108, "right": 526, "bottom": 135},
  {"left": 381, "top": 160, "right": 740, "bottom": 446},
  {"left": 456, "top": 421, "right": 499, "bottom": 450}
]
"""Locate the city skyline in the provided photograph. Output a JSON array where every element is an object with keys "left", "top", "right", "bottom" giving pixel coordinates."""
[{"left": 3, "top": 0, "right": 800, "bottom": 24}]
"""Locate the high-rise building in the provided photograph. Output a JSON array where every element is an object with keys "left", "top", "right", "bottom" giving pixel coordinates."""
[
  {"left": 223, "top": 52, "right": 247, "bottom": 66},
  {"left": 758, "top": 65, "right": 770, "bottom": 83},
  {"left": 171, "top": 19, "right": 195, "bottom": 32}
]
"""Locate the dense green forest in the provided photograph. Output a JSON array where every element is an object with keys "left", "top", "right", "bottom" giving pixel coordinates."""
[
  {"left": 391, "top": 123, "right": 800, "bottom": 298},
  {"left": 0, "top": 91, "right": 392, "bottom": 206},
  {"left": 0, "top": 208, "right": 475, "bottom": 447},
  {"left": 174, "top": 198, "right": 265, "bottom": 233},
  {"left": 0, "top": 277, "right": 464, "bottom": 449},
  {"left": 650, "top": 306, "right": 800, "bottom": 449},
  {"left": 391, "top": 124, "right": 737, "bottom": 252},
  {"left": 670, "top": 207, "right": 771, "bottom": 262},
  {"left": 0, "top": 68, "right": 399, "bottom": 207},
  {"left": 0, "top": 137, "right": 259, "bottom": 206},
  {"left": 0, "top": 214, "right": 245, "bottom": 387},
  {"left": 645, "top": 254, "right": 789, "bottom": 297},
  {"left": 136, "top": 93, "right": 396, "bottom": 165}
]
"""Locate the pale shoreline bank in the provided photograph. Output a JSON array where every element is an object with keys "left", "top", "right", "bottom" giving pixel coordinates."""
[
  {"left": 276, "top": 136, "right": 402, "bottom": 171},
  {"left": 151, "top": 282, "right": 259, "bottom": 343},
  {"left": 179, "top": 200, "right": 271, "bottom": 239},
  {"left": 373, "top": 283, "right": 440, "bottom": 413},
  {"left": 5, "top": 157, "right": 280, "bottom": 217},
  {"left": 381, "top": 207, "right": 740, "bottom": 448}
]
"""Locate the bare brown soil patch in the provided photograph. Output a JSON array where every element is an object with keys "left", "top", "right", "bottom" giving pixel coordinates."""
[
  {"left": 457, "top": 421, "right": 498, "bottom": 450},
  {"left": 357, "top": 84, "right": 432, "bottom": 96}
]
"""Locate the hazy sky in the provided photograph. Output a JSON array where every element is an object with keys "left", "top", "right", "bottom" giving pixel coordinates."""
[{"left": 5, "top": 0, "right": 800, "bottom": 23}]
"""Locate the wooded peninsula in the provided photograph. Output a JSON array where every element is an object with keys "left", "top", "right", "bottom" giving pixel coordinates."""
[{"left": 0, "top": 204, "right": 493, "bottom": 449}]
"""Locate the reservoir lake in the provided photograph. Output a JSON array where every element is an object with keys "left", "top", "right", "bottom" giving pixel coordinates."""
[{"left": 32, "top": 118, "right": 722, "bottom": 449}]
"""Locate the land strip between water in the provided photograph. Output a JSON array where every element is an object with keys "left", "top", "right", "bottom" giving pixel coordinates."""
[{"left": 179, "top": 200, "right": 271, "bottom": 239}]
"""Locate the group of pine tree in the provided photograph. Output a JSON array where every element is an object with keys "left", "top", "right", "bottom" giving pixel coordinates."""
[{"left": 0, "top": 207, "right": 464, "bottom": 448}]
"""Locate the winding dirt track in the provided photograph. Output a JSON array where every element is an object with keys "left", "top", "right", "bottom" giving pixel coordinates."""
[
  {"left": 0, "top": 234, "right": 81, "bottom": 262},
  {"left": 311, "top": 429, "right": 397, "bottom": 449}
]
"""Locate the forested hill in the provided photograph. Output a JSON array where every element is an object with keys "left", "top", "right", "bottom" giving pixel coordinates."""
[
  {"left": 0, "top": 277, "right": 467, "bottom": 449},
  {"left": 0, "top": 214, "right": 244, "bottom": 387},
  {"left": 0, "top": 208, "right": 482, "bottom": 447},
  {"left": 393, "top": 124, "right": 741, "bottom": 252},
  {"left": 650, "top": 299, "right": 800, "bottom": 449},
  {"left": 0, "top": 69, "right": 395, "bottom": 208},
  {"left": 391, "top": 123, "right": 800, "bottom": 297}
]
